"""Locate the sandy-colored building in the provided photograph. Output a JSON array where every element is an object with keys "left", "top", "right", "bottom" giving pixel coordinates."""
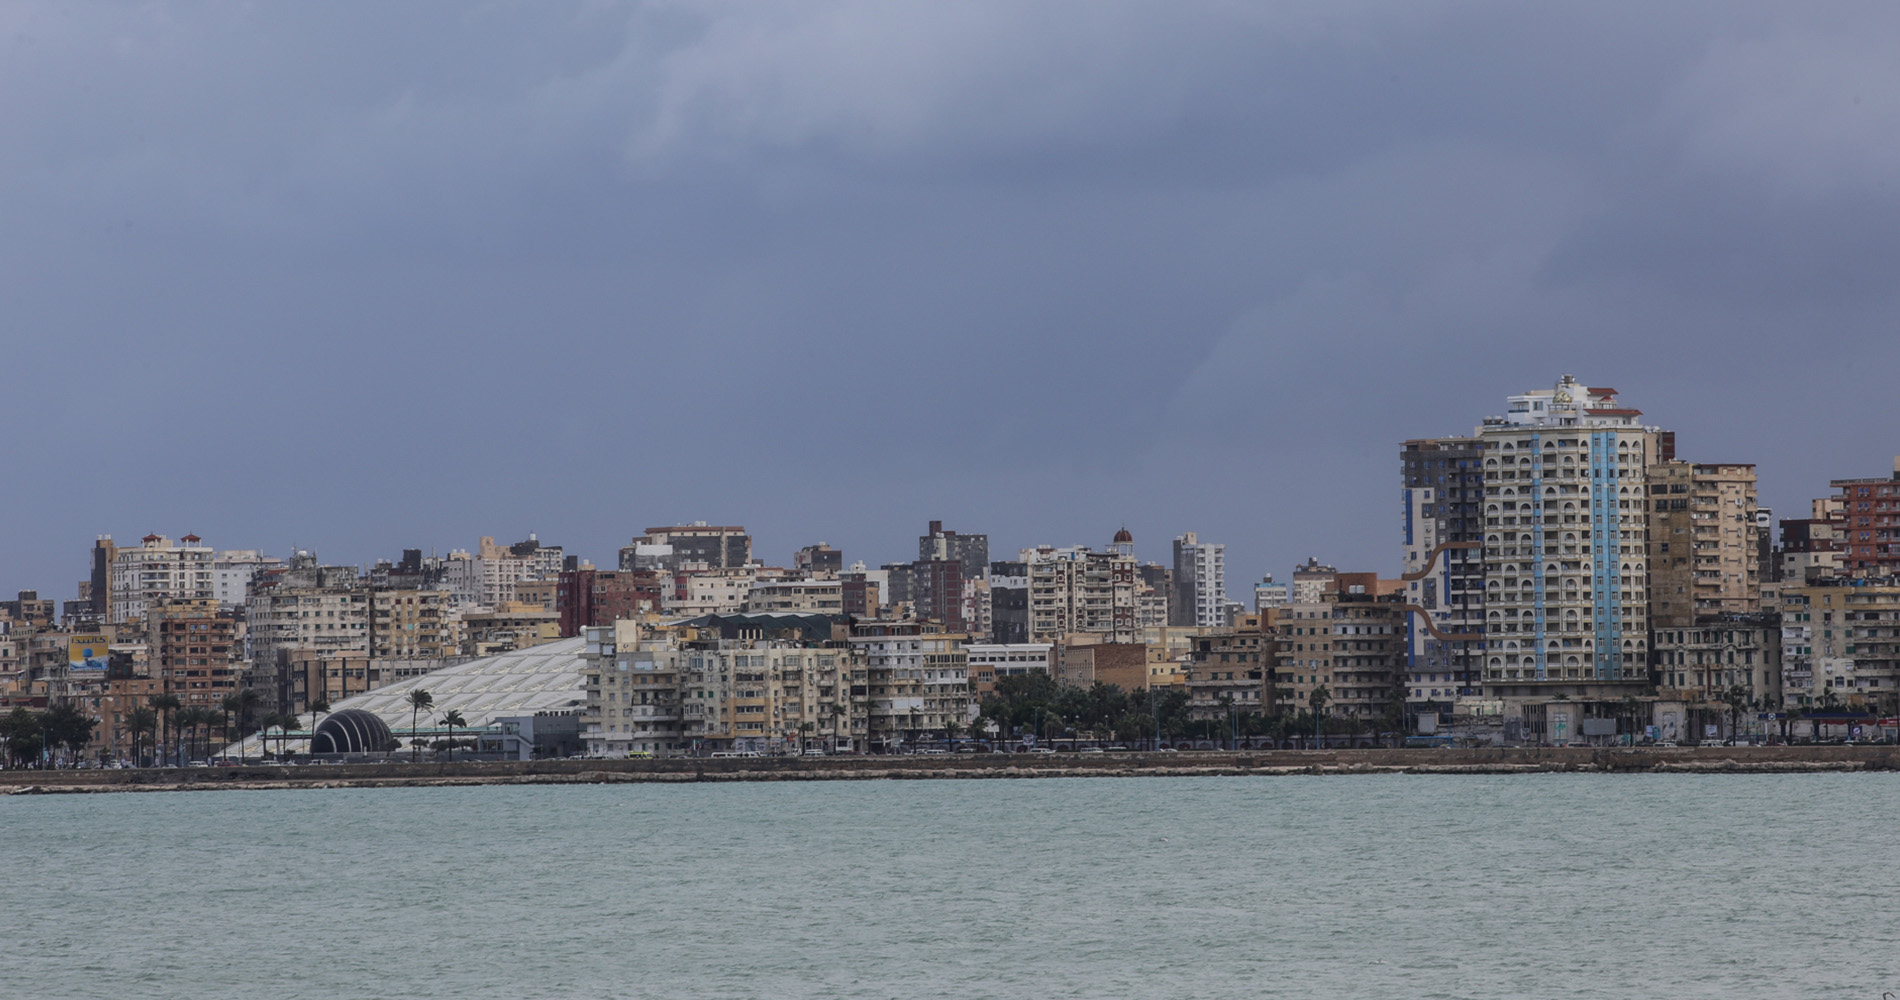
[{"left": 1646, "top": 461, "right": 1760, "bottom": 628}]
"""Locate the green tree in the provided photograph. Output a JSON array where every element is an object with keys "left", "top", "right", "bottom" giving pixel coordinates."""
[
  {"left": 2, "top": 707, "right": 43, "bottom": 766},
  {"left": 440, "top": 709, "right": 467, "bottom": 761},
  {"left": 42, "top": 702, "right": 97, "bottom": 761},
  {"left": 407, "top": 689, "right": 434, "bottom": 761},
  {"left": 796, "top": 721, "right": 815, "bottom": 754}
]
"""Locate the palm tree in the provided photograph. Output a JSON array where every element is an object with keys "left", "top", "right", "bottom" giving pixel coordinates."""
[
  {"left": 829, "top": 703, "right": 848, "bottom": 752},
  {"left": 440, "top": 709, "right": 467, "bottom": 762},
  {"left": 942, "top": 717, "right": 961, "bottom": 751},
  {"left": 151, "top": 693, "right": 181, "bottom": 767},
  {"left": 231, "top": 688, "right": 262, "bottom": 762},
  {"left": 181, "top": 706, "right": 214, "bottom": 762},
  {"left": 1308, "top": 686, "right": 1331, "bottom": 749},
  {"left": 126, "top": 707, "right": 157, "bottom": 767},
  {"left": 796, "top": 721, "right": 815, "bottom": 754},
  {"left": 407, "top": 689, "right": 434, "bottom": 761},
  {"left": 309, "top": 699, "right": 331, "bottom": 751},
  {"left": 1723, "top": 685, "right": 1751, "bottom": 743}
]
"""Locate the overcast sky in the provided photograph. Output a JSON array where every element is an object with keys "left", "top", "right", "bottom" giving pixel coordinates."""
[{"left": 4, "top": 2, "right": 1898, "bottom": 602}]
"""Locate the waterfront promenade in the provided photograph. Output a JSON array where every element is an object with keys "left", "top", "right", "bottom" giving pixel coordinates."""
[{"left": 5, "top": 745, "right": 1897, "bottom": 793}]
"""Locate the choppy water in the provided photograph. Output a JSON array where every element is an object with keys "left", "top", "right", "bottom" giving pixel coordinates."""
[{"left": 6, "top": 774, "right": 1899, "bottom": 999}]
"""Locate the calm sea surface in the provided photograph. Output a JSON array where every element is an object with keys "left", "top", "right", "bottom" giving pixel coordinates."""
[{"left": 6, "top": 774, "right": 1899, "bottom": 999}]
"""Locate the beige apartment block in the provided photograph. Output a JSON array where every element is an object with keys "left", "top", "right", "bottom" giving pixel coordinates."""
[
  {"left": 1025, "top": 546, "right": 1138, "bottom": 643},
  {"left": 370, "top": 589, "right": 454, "bottom": 659},
  {"left": 1779, "top": 581, "right": 1900, "bottom": 712},
  {"left": 578, "top": 622, "right": 866, "bottom": 756},
  {"left": 1647, "top": 461, "right": 1760, "bottom": 628},
  {"left": 110, "top": 534, "right": 215, "bottom": 624},
  {"left": 850, "top": 620, "right": 970, "bottom": 748},
  {"left": 743, "top": 578, "right": 844, "bottom": 614}
]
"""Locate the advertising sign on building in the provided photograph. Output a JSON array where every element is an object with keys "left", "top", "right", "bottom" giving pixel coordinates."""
[{"left": 69, "top": 634, "right": 111, "bottom": 671}]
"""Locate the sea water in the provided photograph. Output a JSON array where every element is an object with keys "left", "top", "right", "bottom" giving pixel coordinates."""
[{"left": 5, "top": 773, "right": 1898, "bottom": 999}]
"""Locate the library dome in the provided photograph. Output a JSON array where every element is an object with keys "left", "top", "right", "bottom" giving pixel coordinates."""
[{"left": 309, "top": 710, "right": 394, "bottom": 754}]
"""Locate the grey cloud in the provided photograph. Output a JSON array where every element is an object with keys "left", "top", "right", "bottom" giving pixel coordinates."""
[{"left": 2, "top": 1, "right": 1898, "bottom": 594}]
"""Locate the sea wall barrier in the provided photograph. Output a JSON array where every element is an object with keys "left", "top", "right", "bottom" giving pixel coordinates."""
[{"left": 4, "top": 745, "right": 1899, "bottom": 794}]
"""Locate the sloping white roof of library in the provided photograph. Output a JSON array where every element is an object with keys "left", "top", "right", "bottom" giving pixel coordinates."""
[{"left": 229, "top": 637, "right": 587, "bottom": 755}]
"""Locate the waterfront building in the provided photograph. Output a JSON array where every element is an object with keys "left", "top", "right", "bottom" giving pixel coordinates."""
[
  {"left": 1778, "top": 578, "right": 1900, "bottom": 712},
  {"left": 849, "top": 620, "right": 970, "bottom": 749},
  {"left": 965, "top": 642, "right": 1052, "bottom": 697},
  {"left": 1186, "top": 630, "right": 1271, "bottom": 720},
  {"left": 149, "top": 598, "right": 244, "bottom": 719},
  {"left": 1475, "top": 376, "right": 1662, "bottom": 702},
  {"left": 1651, "top": 616, "right": 1782, "bottom": 713}
]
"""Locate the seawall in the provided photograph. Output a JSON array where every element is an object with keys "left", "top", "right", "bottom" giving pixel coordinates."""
[{"left": 4, "top": 745, "right": 1898, "bottom": 794}]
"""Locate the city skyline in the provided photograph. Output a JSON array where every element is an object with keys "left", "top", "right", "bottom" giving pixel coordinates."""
[{"left": 1, "top": 374, "right": 1890, "bottom": 603}]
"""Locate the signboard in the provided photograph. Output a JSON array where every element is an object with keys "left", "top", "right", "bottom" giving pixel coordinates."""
[
  {"left": 1580, "top": 719, "right": 1616, "bottom": 736},
  {"left": 68, "top": 634, "right": 111, "bottom": 671},
  {"left": 1645, "top": 725, "right": 1659, "bottom": 740},
  {"left": 1704, "top": 724, "right": 1718, "bottom": 738}
]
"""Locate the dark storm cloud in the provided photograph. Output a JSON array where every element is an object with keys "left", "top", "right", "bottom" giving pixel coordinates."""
[{"left": 3, "top": 1, "right": 1897, "bottom": 595}]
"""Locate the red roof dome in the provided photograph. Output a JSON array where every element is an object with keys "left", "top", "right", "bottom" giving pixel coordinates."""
[{"left": 1112, "top": 527, "right": 1133, "bottom": 544}]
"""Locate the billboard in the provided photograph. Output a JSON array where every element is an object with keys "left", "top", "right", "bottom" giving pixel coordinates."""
[{"left": 69, "top": 634, "right": 111, "bottom": 671}]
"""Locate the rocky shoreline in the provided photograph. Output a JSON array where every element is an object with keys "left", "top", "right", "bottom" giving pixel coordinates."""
[{"left": 4, "top": 745, "right": 1896, "bottom": 794}]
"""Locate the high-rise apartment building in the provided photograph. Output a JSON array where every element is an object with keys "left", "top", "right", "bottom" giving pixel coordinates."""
[
  {"left": 149, "top": 598, "right": 244, "bottom": 717},
  {"left": 1830, "top": 457, "right": 1900, "bottom": 579},
  {"left": 370, "top": 589, "right": 454, "bottom": 659},
  {"left": 1400, "top": 436, "right": 1487, "bottom": 707},
  {"left": 619, "top": 524, "right": 752, "bottom": 572},
  {"left": 110, "top": 534, "right": 215, "bottom": 624},
  {"left": 1645, "top": 461, "right": 1760, "bottom": 628},
  {"left": 919, "top": 521, "right": 989, "bottom": 581},
  {"left": 1476, "top": 376, "right": 1660, "bottom": 697},
  {"left": 556, "top": 569, "right": 664, "bottom": 636},
  {"left": 244, "top": 552, "right": 368, "bottom": 714},
  {"left": 1170, "top": 532, "right": 1227, "bottom": 629},
  {"left": 1023, "top": 540, "right": 1138, "bottom": 643},
  {"left": 211, "top": 550, "right": 284, "bottom": 610}
]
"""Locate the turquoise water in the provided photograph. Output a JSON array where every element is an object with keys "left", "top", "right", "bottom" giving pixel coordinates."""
[{"left": 6, "top": 774, "right": 1898, "bottom": 999}]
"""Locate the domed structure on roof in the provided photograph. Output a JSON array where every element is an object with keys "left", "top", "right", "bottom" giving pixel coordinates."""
[
  {"left": 310, "top": 709, "right": 395, "bottom": 755},
  {"left": 1113, "top": 527, "right": 1134, "bottom": 544}
]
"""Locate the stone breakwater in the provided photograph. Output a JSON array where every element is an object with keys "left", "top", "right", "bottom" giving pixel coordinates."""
[{"left": 3, "top": 746, "right": 1898, "bottom": 794}]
